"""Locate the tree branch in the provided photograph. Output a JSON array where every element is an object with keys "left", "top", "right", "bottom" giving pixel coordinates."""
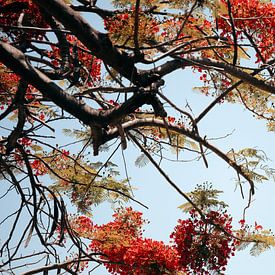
[
  {"left": 0, "top": 40, "right": 102, "bottom": 126},
  {"left": 33, "top": 0, "right": 153, "bottom": 86},
  {"left": 104, "top": 118, "right": 255, "bottom": 194},
  {"left": 184, "top": 57, "right": 275, "bottom": 94},
  {"left": 195, "top": 58, "right": 275, "bottom": 123}
]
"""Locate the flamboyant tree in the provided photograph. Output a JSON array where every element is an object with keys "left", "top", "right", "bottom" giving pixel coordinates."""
[{"left": 0, "top": 0, "right": 274, "bottom": 274}]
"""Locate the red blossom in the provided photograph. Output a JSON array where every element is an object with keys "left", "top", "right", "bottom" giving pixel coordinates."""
[
  {"left": 167, "top": 116, "right": 175, "bottom": 124},
  {"left": 61, "top": 149, "right": 70, "bottom": 156},
  {"left": 48, "top": 35, "right": 101, "bottom": 86},
  {"left": 239, "top": 219, "right": 246, "bottom": 227},
  {"left": 218, "top": 0, "right": 275, "bottom": 62},
  {"left": 171, "top": 210, "right": 236, "bottom": 274},
  {"left": 82, "top": 208, "right": 238, "bottom": 274},
  {"left": 0, "top": 0, "right": 48, "bottom": 40},
  {"left": 254, "top": 222, "right": 263, "bottom": 231},
  {"left": 31, "top": 159, "right": 47, "bottom": 176},
  {"left": 18, "top": 137, "right": 32, "bottom": 147}
]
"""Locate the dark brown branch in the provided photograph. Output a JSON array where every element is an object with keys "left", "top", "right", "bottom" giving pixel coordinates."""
[
  {"left": 33, "top": 0, "right": 153, "bottom": 86},
  {"left": 70, "top": 5, "right": 114, "bottom": 18},
  {"left": 184, "top": 57, "right": 275, "bottom": 94},
  {"left": 0, "top": 219, "right": 33, "bottom": 268},
  {"left": 195, "top": 58, "right": 275, "bottom": 123},
  {"left": 6, "top": 81, "right": 28, "bottom": 153},
  {"left": 26, "top": 55, "right": 58, "bottom": 69},
  {"left": 0, "top": 202, "right": 24, "bottom": 257},
  {"left": 145, "top": 36, "right": 274, "bottom": 94},
  {"left": 142, "top": 59, "right": 187, "bottom": 78},
  {"left": 104, "top": 92, "right": 167, "bottom": 121},
  {"left": 0, "top": 2, "right": 28, "bottom": 13},
  {"left": 244, "top": 30, "right": 273, "bottom": 76},
  {"left": 146, "top": 57, "right": 274, "bottom": 95},
  {"left": 0, "top": 41, "right": 102, "bottom": 126},
  {"left": 134, "top": 0, "right": 141, "bottom": 57},
  {"left": 0, "top": 40, "right": 169, "bottom": 156},
  {"left": 0, "top": 24, "right": 71, "bottom": 33},
  {"left": 18, "top": 146, "right": 47, "bottom": 247},
  {"left": 21, "top": 259, "right": 82, "bottom": 275},
  {"left": 176, "top": 0, "right": 198, "bottom": 40},
  {"left": 42, "top": 13, "right": 71, "bottom": 73},
  {"left": 79, "top": 86, "right": 140, "bottom": 95},
  {"left": 145, "top": 37, "right": 229, "bottom": 63},
  {"left": 226, "top": 0, "right": 238, "bottom": 65}
]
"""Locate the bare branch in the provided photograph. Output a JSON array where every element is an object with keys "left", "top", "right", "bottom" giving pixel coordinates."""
[{"left": 105, "top": 118, "right": 255, "bottom": 194}]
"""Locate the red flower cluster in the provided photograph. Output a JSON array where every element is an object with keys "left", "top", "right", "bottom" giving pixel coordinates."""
[
  {"left": 31, "top": 159, "right": 47, "bottom": 176},
  {"left": 0, "top": 0, "right": 48, "bottom": 40},
  {"left": 104, "top": 13, "right": 129, "bottom": 33},
  {"left": 69, "top": 215, "right": 93, "bottom": 238},
  {"left": 18, "top": 137, "right": 32, "bottom": 147},
  {"left": 90, "top": 208, "right": 180, "bottom": 275},
  {"left": 115, "top": 238, "right": 180, "bottom": 275},
  {"left": 48, "top": 35, "right": 101, "bottom": 86},
  {"left": 218, "top": 0, "right": 275, "bottom": 62},
  {"left": 0, "top": 63, "right": 20, "bottom": 110},
  {"left": 68, "top": 207, "right": 238, "bottom": 274},
  {"left": 89, "top": 208, "right": 143, "bottom": 273},
  {"left": 171, "top": 209, "right": 236, "bottom": 274}
]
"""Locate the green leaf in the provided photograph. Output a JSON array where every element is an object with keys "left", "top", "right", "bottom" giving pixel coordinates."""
[
  {"left": 250, "top": 242, "right": 270, "bottom": 256},
  {"left": 135, "top": 154, "right": 149, "bottom": 168}
]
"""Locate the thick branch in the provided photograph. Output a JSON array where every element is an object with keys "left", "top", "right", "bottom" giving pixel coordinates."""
[
  {"left": 6, "top": 81, "right": 28, "bottom": 153},
  {"left": 0, "top": 41, "right": 102, "bottom": 126},
  {"left": 104, "top": 92, "right": 167, "bottom": 121},
  {"left": 70, "top": 5, "right": 114, "bottom": 18},
  {"left": 147, "top": 57, "right": 274, "bottom": 94},
  {"left": 33, "top": 0, "right": 153, "bottom": 86},
  {"left": 185, "top": 57, "right": 275, "bottom": 94},
  {"left": 0, "top": 42, "right": 167, "bottom": 155},
  {"left": 195, "top": 58, "right": 275, "bottom": 123},
  {"left": 21, "top": 260, "right": 81, "bottom": 275},
  {"left": 142, "top": 59, "right": 187, "bottom": 78}
]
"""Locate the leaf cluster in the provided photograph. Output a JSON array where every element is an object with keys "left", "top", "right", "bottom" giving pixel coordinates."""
[
  {"left": 178, "top": 182, "right": 228, "bottom": 212},
  {"left": 227, "top": 148, "right": 275, "bottom": 184}
]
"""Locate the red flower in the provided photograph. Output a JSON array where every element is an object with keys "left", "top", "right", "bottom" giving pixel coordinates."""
[
  {"left": 254, "top": 222, "right": 263, "bottom": 231},
  {"left": 167, "top": 116, "right": 175, "bottom": 123},
  {"left": 171, "top": 210, "right": 236, "bottom": 274},
  {"left": 239, "top": 219, "right": 246, "bottom": 227}
]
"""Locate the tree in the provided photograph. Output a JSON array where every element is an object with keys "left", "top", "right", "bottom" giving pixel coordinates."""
[{"left": 0, "top": 0, "right": 274, "bottom": 274}]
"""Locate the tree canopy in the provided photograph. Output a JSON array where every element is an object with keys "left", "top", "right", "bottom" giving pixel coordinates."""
[{"left": 0, "top": 0, "right": 274, "bottom": 274}]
